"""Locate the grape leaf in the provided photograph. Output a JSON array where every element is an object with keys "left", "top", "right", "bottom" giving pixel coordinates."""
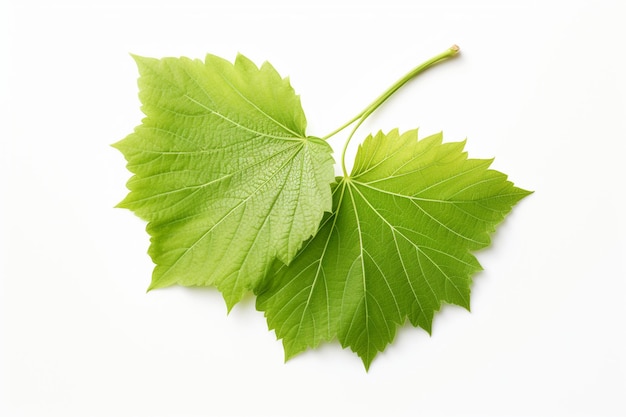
[
  {"left": 115, "top": 47, "right": 531, "bottom": 369},
  {"left": 256, "top": 129, "right": 531, "bottom": 369},
  {"left": 113, "top": 54, "right": 335, "bottom": 308}
]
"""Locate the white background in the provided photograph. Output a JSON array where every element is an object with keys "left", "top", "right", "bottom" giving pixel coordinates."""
[{"left": 1, "top": 1, "right": 625, "bottom": 416}]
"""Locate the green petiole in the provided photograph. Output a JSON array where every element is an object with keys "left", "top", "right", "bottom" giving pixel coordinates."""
[{"left": 321, "top": 45, "right": 460, "bottom": 178}]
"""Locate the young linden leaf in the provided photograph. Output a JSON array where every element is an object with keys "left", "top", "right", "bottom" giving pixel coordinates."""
[
  {"left": 114, "top": 54, "right": 335, "bottom": 308},
  {"left": 256, "top": 129, "right": 531, "bottom": 369}
]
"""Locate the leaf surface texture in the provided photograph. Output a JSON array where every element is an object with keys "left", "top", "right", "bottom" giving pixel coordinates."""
[
  {"left": 114, "top": 54, "right": 335, "bottom": 307},
  {"left": 256, "top": 129, "right": 531, "bottom": 369}
]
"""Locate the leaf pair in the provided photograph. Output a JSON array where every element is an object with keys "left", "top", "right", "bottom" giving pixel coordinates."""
[{"left": 114, "top": 51, "right": 530, "bottom": 369}]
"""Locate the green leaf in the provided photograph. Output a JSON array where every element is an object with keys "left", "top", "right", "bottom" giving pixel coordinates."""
[
  {"left": 115, "top": 47, "right": 531, "bottom": 369},
  {"left": 113, "top": 54, "right": 335, "bottom": 308},
  {"left": 256, "top": 129, "right": 531, "bottom": 369}
]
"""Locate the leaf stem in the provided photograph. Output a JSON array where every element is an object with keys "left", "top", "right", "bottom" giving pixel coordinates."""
[{"left": 323, "top": 45, "right": 460, "bottom": 178}]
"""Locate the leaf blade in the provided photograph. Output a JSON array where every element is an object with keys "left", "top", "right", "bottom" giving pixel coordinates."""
[
  {"left": 115, "top": 54, "right": 335, "bottom": 308},
  {"left": 257, "top": 129, "right": 531, "bottom": 368}
]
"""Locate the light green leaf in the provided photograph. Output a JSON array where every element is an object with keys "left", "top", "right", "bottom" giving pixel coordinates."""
[
  {"left": 256, "top": 129, "right": 531, "bottom": 369},
  {"left": 114, "top": 54, "right": 335, "bottom": 308}
]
